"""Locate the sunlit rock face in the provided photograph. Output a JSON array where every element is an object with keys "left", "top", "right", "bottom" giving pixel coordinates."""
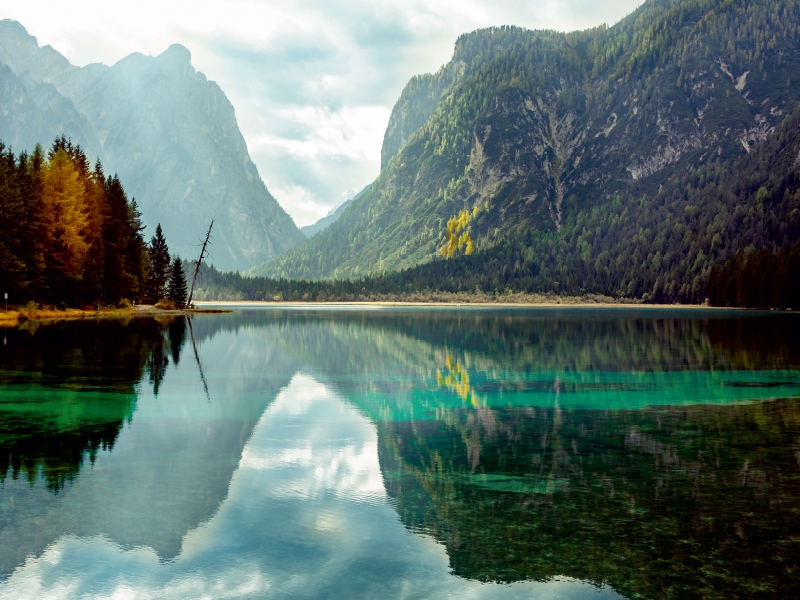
[{"left": 0, "top": 20, "right": 304, "bottom": 271}]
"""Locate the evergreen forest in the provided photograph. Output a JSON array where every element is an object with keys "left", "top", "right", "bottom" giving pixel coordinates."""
[
  {"left": 0, "top": 137, "right": 149, "bottom": 305},
  {"left": 243, "top": 0, "right": 800, "bottom": 307}
]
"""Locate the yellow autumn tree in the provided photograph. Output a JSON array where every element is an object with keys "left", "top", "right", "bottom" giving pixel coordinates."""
[
  {"left": 41, "top": 149, "right": 90, "bottom": 280},
  {"left": 440, "top": 208, "right": 475, "bottom": 258}
]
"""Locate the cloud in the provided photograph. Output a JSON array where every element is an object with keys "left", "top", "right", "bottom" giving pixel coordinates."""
[{"left": 0, "top": 0, "right": 644, "bottom": 226}]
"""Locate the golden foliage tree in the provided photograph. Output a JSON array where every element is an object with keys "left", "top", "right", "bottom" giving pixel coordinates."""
[
  {"left": 41, "top": 149, "right": 89, "bottom": 280},
  {"left": 440, "top": 208, "right": 475, "bottom": 258}
]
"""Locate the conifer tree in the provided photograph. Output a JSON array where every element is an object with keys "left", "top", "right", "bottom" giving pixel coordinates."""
[
  {"left": 147, "top": 224, "right": 171, "bottom": 302},
  {"left": 0, "top": 144, "right": 27, "bottom": 293},
  {"left": 40, "top": 147, "right": 89, "bottom": 299},
  {"left": 167, "top": 256, "right": 188, "bottom": 308},
  {"left": 20, "top": 145, "right": 46, "bottom": 298}
]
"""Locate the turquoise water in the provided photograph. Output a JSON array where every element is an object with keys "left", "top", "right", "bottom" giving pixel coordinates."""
[{"left": 1, "top": 307, "right": 799, "bottom": 599}]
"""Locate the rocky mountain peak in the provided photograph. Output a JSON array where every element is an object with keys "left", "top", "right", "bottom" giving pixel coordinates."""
[
  {"left": 0, "top": 21, "right": 305, "bottom": 271},
  {"left": 0, "top": 19, "right": 75, "bottom": 84}
]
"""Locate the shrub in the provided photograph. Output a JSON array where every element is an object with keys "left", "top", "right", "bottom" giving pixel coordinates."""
[
  {"left": 118, "top": 298, "right": 133, "bottom": 309},
  {"left": 154, "top": 298, "right": 177, "bottom": 310}
]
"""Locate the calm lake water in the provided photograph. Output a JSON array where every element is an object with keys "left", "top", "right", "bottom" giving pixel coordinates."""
[{"left": 1, "top": 306, "right": 799, "bottom": 599}]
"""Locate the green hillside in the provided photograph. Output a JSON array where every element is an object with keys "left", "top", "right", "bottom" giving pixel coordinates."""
[{"left": 250, "top": 0, "right": 800, "bottom": 301}]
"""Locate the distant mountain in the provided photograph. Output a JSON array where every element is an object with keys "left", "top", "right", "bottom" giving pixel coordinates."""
[
  {"left": 299, "top": 184, "right": 371, "bottom": 238},
  {"left": 301, "top": 199, "right": 354, "bottom": 239},
  {"left": 0, "top": 20, "right": 305, "bottom": 271},
  {"left": 251, "top": 0, "right": 800, "bottom": 299}
]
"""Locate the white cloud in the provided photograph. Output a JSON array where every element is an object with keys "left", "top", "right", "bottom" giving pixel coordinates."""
[{"left": 0, "top": 0, "right": 644, "bottom": 226}]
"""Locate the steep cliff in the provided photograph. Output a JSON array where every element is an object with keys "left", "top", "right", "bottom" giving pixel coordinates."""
[
  {"left": 252, "top": 0, "right": 800, "bottom": 283},
  {"left": 0, "top": 20, "right": 304, "bottom": 271}
]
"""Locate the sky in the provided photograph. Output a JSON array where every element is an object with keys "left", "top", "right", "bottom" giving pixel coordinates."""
[{"left": 0, "top": 0, "right": 643, "bottom": 227}]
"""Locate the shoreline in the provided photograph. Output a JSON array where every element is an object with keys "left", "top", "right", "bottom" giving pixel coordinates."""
[
  {"left": 196, "top": 300, "right": 720, "bottom": 309},
  {"left": 0, "top": 306, "right": 229, "bottom": 325},
  {"left": 0, "top": 301, "right": 779, "bottom": 325}
]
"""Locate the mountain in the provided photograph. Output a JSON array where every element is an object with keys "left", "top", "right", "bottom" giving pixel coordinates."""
[
  {"left": 300, "top": 199, "right": 352, "bottom": 238},
  {"left": 299, "top": 185, "right": 371, "bottom": 238},
  {"left": 0, "top": 20, "right": 305, "bottom": 272},
  {"left": 250, "top": 0, "right": 800, "bottom": 298}
]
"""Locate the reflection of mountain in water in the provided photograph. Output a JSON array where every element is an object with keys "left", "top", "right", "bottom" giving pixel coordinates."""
[
  {"left": 3, "top": 308, "right": 800, "bottom": 594},
  {"left": 244, "top": 308, "right": 800, "bottom": 418},
  {"left": 378, "top": 400, "right": 800, "bottom": 598},
  {"left": 0, "top": 314, "right": 298, "bottom": 578},
  {"left": 239, "top": 308, "right": 800, "bottom": 597}
]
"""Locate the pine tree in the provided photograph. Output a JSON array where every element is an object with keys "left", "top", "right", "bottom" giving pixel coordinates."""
[
  {"left": 167, "top": 256, "right": 188, "bottom": 308},
  {"left": 20, "top": 145, "right": 46, "bottom": 298},
  {"left": 147, "top": 224, "right": 171, "bottom": 302},
  {"left": 102, "top": 175, "right": 139, "bottom": 302},
  {"left": 0, "top": 145, "right": 27, "bottom": 294}
]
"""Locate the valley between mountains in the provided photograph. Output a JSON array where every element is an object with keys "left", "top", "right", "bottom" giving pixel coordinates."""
[{"left": 2, "top": 0, "right": 800, "bottom": 307}]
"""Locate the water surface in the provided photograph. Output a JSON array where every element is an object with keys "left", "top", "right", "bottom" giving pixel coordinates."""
[{"left": 1, "top": 307, "right": 799, "bottom": 599}]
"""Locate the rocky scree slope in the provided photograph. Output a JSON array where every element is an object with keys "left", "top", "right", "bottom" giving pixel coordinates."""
[
  {"left": 0, "top": 20, "right": 304, "bottom": 271},
  {"left": 252, "top": 0, "right": 800, "bottom": 284}
]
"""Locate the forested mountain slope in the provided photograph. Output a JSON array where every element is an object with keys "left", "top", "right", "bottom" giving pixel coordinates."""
[
  {"left": 252, "top": 0, "right": 800, "bottom": 290},
  {"left": 0, "top": 20, "right": 304, "bottom": 271}
]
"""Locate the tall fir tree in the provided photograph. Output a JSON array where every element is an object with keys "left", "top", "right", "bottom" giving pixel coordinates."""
[
  {"left": 147, "top": 224, "right": 171, "bottom": 302},
  {"left": 20, "top": 145, "right": 46, "bottom": 298},
  {"left": 0, "top": 144, "right": 27, "bottom": 294},
  {"left": 167, "top": 256, "right": 188, "bottom": 308}
]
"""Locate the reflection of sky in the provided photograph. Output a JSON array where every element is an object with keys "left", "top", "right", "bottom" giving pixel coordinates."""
[{"left": 1, "top": 373, "right": 623, "bottom": 599}]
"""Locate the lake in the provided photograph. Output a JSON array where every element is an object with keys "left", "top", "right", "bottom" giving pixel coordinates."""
[{"left": 1, "top": 306, "right": 799, "bottom": 599}]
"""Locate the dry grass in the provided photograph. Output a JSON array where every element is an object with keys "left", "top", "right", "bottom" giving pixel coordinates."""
[
  {"left": 0, "top": 305, "right": 136, "bottom": 324},
  {"left": 0, "top": 303, "right": 232, "bottom": 324}
]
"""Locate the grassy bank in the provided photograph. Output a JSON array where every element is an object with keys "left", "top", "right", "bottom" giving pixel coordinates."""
[{"left": 0, "top": 305, "right": 230, "bottom": 324}]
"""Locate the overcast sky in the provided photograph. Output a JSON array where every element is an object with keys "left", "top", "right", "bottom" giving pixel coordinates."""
[{"left": 0, "top": 0, "right": 643, "bottom": 226}]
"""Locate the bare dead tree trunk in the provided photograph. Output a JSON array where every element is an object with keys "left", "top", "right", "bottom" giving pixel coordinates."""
[{"left": 187, "top": 219, "right": 214, "bottom": 308}]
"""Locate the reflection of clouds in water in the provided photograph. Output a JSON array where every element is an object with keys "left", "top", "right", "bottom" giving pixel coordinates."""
[
  {"left": 241, "top": 374, "right": 386, "bottom": 503},
  {"left": 1, "top": 373, "right": 624, "bottom": 600}
]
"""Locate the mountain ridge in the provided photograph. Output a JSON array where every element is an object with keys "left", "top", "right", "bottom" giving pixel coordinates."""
[
  {"left": 0, "top": 20, "right": 305, "bottom": 271},
  {"left": 249, "top": 0, "right": 800, "bottom": 298}
]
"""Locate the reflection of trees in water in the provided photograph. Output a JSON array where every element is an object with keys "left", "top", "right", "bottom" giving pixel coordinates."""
[
  {"left": 437, "top": 355, "right": 480, "bottom": 406},
  {"left": 0, "top": 317, "right": 187, "bottom": 490},
  {"left": 249, "top": 310, "right": 800, "bottom": 376},
  {"left": 146, "top": 317, "right": 187, "bottom": 396},
  {"left": 378, "top": 400, "right": 800, "bottom": 598},
  {"left": 239, "top": 309, "right": 800, "bottom": 596}
]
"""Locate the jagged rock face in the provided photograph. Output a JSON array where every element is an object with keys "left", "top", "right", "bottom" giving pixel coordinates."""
[
  {"left": 0, "top": 20, "right": 304, "bottom": 271},
  {"left": 254, "top": 0, "right": 800, "bottom": 280}
]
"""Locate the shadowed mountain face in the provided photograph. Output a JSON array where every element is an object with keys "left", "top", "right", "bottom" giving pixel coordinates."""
[
  {"left": 0, "top": 20, "right": 304, "bottom": 271},
  {"left": 253, "top": 0, "right": 800, "bottom": 286}
]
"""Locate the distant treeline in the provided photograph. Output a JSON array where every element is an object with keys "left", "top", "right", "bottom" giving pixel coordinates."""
[
  {"left": 255, "top": 103, "right": 800, "bottom": 305},
  {"left": 708, "top": 248, "right": 800, "bottom": 309},
  {"left": 190, "top": 241, "right": 800, "bottom": 308},
  {"left": 0, "top": 137, "right": 148, "bottom": 305}
]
